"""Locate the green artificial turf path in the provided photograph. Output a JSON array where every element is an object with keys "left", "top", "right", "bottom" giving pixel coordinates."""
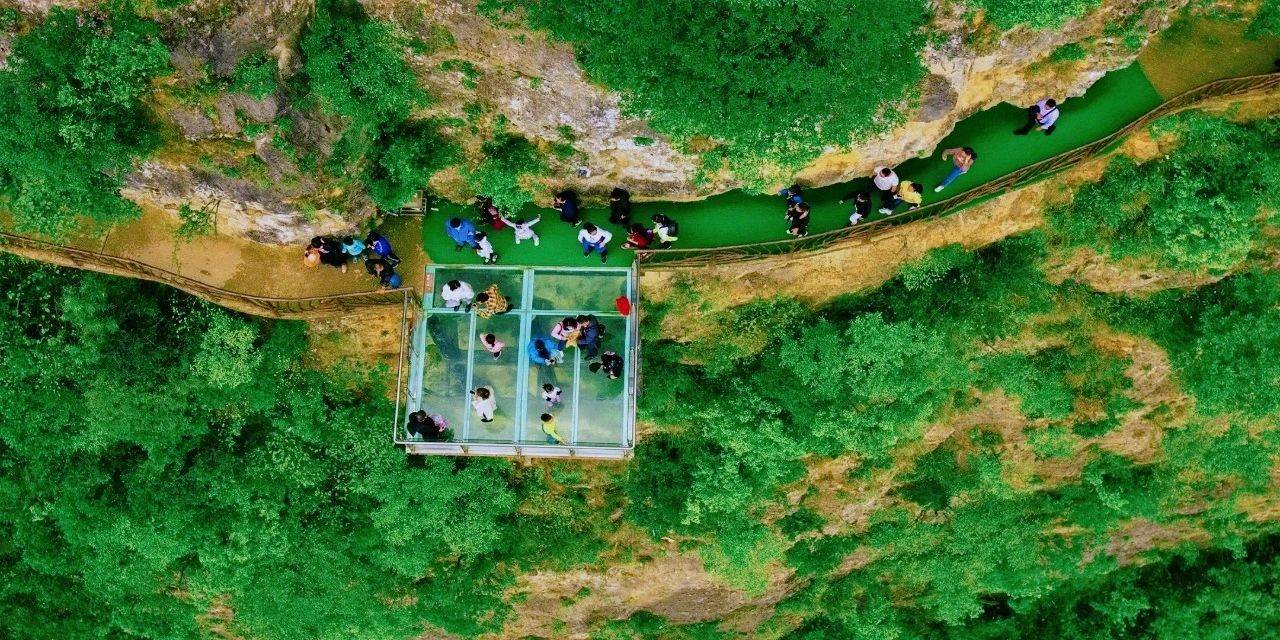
[{"left": 422, "top": 63, "right": 1163, "bottom": 267}]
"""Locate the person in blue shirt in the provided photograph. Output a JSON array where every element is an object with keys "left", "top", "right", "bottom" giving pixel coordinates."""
[
  {"left": 553, "top": 190, "right": 581, "bottom": 226},
  {"left": 340, "top": 235, "right": 365, "bottom": 259},
  {"left": 527, "top": 336, "right": 561, "bottom": 366},
  {"left": 443, "top": 218, "right": 477, "bottom": 251}
]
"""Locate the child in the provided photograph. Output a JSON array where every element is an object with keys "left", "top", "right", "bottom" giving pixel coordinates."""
[
  {"left": 474, "top": 230, "right": 499, "bottom": 264},
  {"left": 542, "top": 383, "right": 563, "bottom": 408},
  {"left": 553, "top": 190, "right": 581, "bottom": 226},
  {"left": 500, "top": 214, "right": 541, "bottom": 246},
  {"left": 609, "top": 187, "right": 632, "bottom": 226},
  {"left": 621, "top": 223, "right": 653, "bottom": 249},
  {"left": 651, "top": 214, "right": 679, "bottom": 248},
  {"left": 786, "top": 201, "right": 811, "bottom": 237},
  {"left": 341, "top": 235, "right": 365, "bottom": 259},
  {"left": 540, "top": 413, "right": 565, "bottom": 444},
  {"left": 840, "top": 189, "right": 871, "bottom": 225},
  {"left": 481, "top": 333, "right": 505, "bottom": 358},
  {"left": 577, "top": 222, "right": 612, "bottom": 263},
  {"left": 470, "top": 386, "right": 496, "bottom": 423}
]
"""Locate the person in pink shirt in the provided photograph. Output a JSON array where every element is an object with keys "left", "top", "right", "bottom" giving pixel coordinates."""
[{"left": 481, "top": 333, "right": 505, "bottom": 358}]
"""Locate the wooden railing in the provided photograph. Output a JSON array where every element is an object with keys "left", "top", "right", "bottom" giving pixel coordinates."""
[
  {"left": 0, "top": 231, "right": 414, "bottom": 319},
  {"left": 635, "top": 72, "right": 1280, "bottom": 269}
]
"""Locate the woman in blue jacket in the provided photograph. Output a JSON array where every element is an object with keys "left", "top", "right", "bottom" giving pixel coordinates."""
[{"left": 527, "top": 336, "right": 561, "bottom": 366}]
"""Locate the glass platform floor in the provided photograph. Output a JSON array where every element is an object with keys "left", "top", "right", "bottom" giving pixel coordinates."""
[{"left": 398, "top": 265, "right": 637, "bottom": 459}]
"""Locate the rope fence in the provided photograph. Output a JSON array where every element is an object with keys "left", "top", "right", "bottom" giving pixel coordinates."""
[
  {"left": 0, "top": 231, "right": 415, "bottom": 319},
  {"left": 635, "top": 72, "right": 1280, "bottom": 269}
]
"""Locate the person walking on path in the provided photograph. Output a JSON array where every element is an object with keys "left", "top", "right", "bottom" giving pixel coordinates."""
[
  {"left": 441, "top": 279, "right": 475, "bottom": 310},
  {"left": 872, "top": 167, "right": 900, "bottom": 209},
  {"left": 540, "top": 413, "right": 565, "bottom": 444},
  {"left": 553, "top": 190, "right": 581, "bottom": 226},
  {"left": 470, "top": 386, "right": 497, "bottom": 423},
  {"left": 777, "top": 184, "right": 804, "bottom": 208},
  {"left": 651, "top": 214, "right": 680, "bottom": 248},
  {"left": 840, "top": 189, "right": 871, "bottom": 226},
  {"left": 578, "top": 223, "right": 613, "bottom": 262},
  {"left": 542, "top": 383, "right": 563, "bottom": 408},
  {"left": 609, "top": 187, "right": 632, "bottom": 226},
  {"left": 527, "top": 336, "right": 562, "bottom": 366},
  {"left": 473, "top": 284, "right": 510, "bottom": 319},
  {"left": 445, "top": 217, "right": 478, "bottom": 252},
  {"left": 879, "top": 181, "right": 923, "bottom": 215},
  {"left": 481, "top": 333, "right": 505, "bottom": 358},
  {"left": 474, "top": 231, "right": 499, "bottom": 264},
  {"left": 500, "top": 214, "right": 541, "bottom": 246},
  {"left": 935, "top": 147, "right": 978, "bottom": 192},
  {"left": 786, "top": 201, "right": 811, "bottom": 237},
  {"left": 1015, "top": 98, "right": 1059, "bottom": 136}
]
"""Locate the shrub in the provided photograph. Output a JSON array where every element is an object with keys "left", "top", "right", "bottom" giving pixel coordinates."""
[
  {"left": 971, "top": 0, "right": 1104, "bottom": 30},
  {"left": 0, "top": 5, "right": 170, "bottom": 236},
  {"left": 464, "top": 123, "right": 546, "bottom": 212},
  {"left": 228, "top": 52, "right": 278, "bottom": 99}
]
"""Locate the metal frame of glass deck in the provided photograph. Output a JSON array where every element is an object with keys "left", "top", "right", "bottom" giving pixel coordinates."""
[{"left": 396, "top": 264, "right": 638, "bottom": 459}]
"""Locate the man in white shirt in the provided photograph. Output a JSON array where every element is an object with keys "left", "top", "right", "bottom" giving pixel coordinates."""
[
  {"left": 440, "top": 279, "right": 474, "bottom": 310},
  {"left": 577, "top": 222, "right": 613, "bottom": 263},
  {"left": 1015, "top": 98, "right": 1059, "bottom": 136},
  {"left": 872, "top": 166, "right": 900, "bottom": 209}
]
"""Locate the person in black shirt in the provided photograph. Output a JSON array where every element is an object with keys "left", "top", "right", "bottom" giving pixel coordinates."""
[
  {"left": 553, "top": 190, "right": 581, "bottom": 226},
  {"left": 589, "top": 350, "right": 624, "bottom": 380},
  {"left": 407, "top": 410, "right": 448, "bottom": 441},
  {"left": 608, "top": 187, "right": 632, "bottom": 226},
  {"left": 839, "top": 189, "right": 872, "bottom": 225}
]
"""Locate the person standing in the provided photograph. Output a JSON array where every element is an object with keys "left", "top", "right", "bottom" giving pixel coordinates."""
[
  {"left": 840, "top": 189, "right": 871, "bottom": 225},
  {"left": 365, "top": 232, "right": 400, "bottom": 267},
  {"left": 872, "top": 166, "right": 900, "bottom": 209},
  {"left": 474, "top": 230, "right": 499, "bottom": 264},
  {"left": 500, "top": 214, "right": 541, "bottom": 246},
  {"left": 879, "top": 181, "right": 923, "bottom": 215},
  {"left": 341, "top": 235, "right": 366, "bottom": 260},
  {"left": 440, "top": 279, "right": 475, "bottom": 310},
  {"left": 551, "top": 317, "right": 580, "bottom": 349},
  {"left": 576, "top": 314, "right": 603, "bottom": 358},
  {"left": 470, "top": 386, "right": 497, "bottom": 423},
  {"left": 445, "top": 217, "right": 478, "bottom": 251},
  {"left": 578, "top": 222, "right": 613, "bottom": 263},
  {"left": 589, "top": 351, "right": 624, "bottom": 380},
  {"left": 935, "top": 147, "right": 978, "bottom": 192},
  {"left": 540, "top": 413, "right": 565, "bottom": 444},
  {"left": 777, "top": 184, "right": 804, "bottom": 208},
  {"left": 542, "top": 383, "right": 563, "bottom": 408},
  {"left": 786, "top": 201, "right": 811, "bottom": 237},
  {"left": 609, "top": 187, "right": 632, "bottom": 226},
  {"left": 473, "top": 283, "right": 510, "bottom": 319},
  {"left": 407, "top": 410, "right": 449, "bottom": 441},
  {"left": 553, "top": 190, "right": 581, "bottom": 226},
  {"left": 481, "top": 333, "right": 505, "bottom": 358},
  {"left": 1015, "top": 98, "right": 1059, "bottom": 136}
]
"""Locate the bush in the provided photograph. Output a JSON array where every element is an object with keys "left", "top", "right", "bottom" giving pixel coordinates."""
[
  {"left": 464, "top": 124, "right": 546, "bottom": 213},
  {"left": 971, "top": 0, "right": 1104, "bottom": 30},
  {"left": 491, "top": 0, "right": 930, "bottom": 179},
  {"left": 228, "top": 52, "right": 278, "bottom": 99},
  {"left": 0, "top": 6, "right": 170, "bottom": 236},
  {"left": 364, "top": 121, "right": 458, "bottom": 210}
]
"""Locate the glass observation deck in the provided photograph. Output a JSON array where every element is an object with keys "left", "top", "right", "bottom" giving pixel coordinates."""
[{"left": 397, "top": 264, "right": 638, "bottom": 459}]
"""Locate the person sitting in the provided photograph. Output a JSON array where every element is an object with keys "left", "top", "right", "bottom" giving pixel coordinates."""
[
  {"left": 589, "top": 350, "right": 624, "bottom": 380},
  {"left": 879, "top": 181, "right": 923, "bottom": 215},
  {"left": 407, "top": 410, "right": 448, "bottom": 441},
  {"left": 473, "top": 283, "right": 510, "bottom": 319},
  {"left": 553, "top": 190, "right": 581, "bottom": 226},
  {"left": 578, "top": 222, "right": 613, "bottom": 263},
  {"left": 576, "top": 314, "right": 603, "bottom": 358},
  {"left": 474, "top": 230, "right": 499, "bottom": 264},
  {"left": 441, "top": 279, "right": 475, "bottom": 310},
  {"left": 541, "top": 413, "right": 565, "bottom": 444},
  {"left": 365, "top": 258, "right": 402, "bottom": 289},
  {"left": 651, "top": 214, "right": 679, "bottom": 248},
  {"left": 609, "top": 187, "right": 632, "bottom": 226},
  {"left": 542, "top": 383, "right": 563, "bottom": 408},
  {"left": 470, "top": 386, "right": 496, "bottom": 423},
  {"left": 341, "top": 235, "right": 365, "bottom": 259},
  {"left": 527, "top": 336, "right": 562, "bottom": 366},
  {"left": 550, "top": 317, "right": 580, "bottom": 349},
  {"left": 474, "top": 196, "right": 506, "bottom": 230},
  {"left": 621, "top": 223, "right": 653, "bottom": 250},
  {"left": 500, "top": 214, "right": 541, "bottom": 246},
  {"left": 444, "top": 217, "right": 478, "bottom": 252}
]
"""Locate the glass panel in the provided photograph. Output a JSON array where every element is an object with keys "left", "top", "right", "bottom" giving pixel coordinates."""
[
  {"left": 416, "top": 314, "right": 470, "bottom": 439},
  {"left": 432, "top": 267, "right": 524, "bottom": 310},
  {"left": 522, "top": 313, "right": 568, "bottom": 444},
  {"left": 531, "top": 270, "right": 628, "bottom": 311},
  {"left": 468, "top": 312, "right": 521, "bottom": 442},
  {"left": 574, "top": 316, "right": 628, "bottom": 445}
]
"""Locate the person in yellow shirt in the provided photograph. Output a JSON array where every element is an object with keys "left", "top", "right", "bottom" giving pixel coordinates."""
[
  {"left": 879, "top": 181, "right": 924, "bottom": 215},
  {"left": 473, "top": 283, "right": 510, "bottom": 319},
  {"left": 541, "top": 413, "right": 565, "bottom": 444}
]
